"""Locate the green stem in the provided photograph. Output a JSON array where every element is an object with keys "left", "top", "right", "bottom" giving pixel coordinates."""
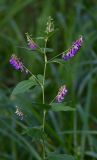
[
  {"left": 42, "top": 110, "right": 46, "bottom": 159},
  {"left": 48, "top": 48, "right": 69, "bottom": 63},
  {"left": 42, "top": 38, "right": 48, "bottom": 160},
  {"left": 42, "top": 54, "right": 47, "bottom": 103},
  {"left": 23, "top": 65, "right": 41, "bottom": 85},
  {"left": 50, "top": 96, "right": 56, "bottom": 104}
]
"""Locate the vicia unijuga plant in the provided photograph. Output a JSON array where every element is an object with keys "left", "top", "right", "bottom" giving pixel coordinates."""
[{"left": 9, "top": 17, "right": 83, "bottom": 160}]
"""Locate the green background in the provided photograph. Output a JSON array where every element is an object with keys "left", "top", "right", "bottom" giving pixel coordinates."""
[{"left": 0, "top": 0, "right": 97, "bottom": 159}]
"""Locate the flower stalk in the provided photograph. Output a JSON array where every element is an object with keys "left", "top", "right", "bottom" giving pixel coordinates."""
[
  {"left": 42, "top": 38, "right": 48, "bottom": 160},
  {"left": 26, "top": 33, "right": 37, "bottom": 50}
]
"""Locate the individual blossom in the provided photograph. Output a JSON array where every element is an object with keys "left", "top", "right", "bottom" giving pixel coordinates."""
[
  {"left": 56, "top": 85, "right": 68, "bottom": 103},
  {"left": 62, "top": 36, "right": 83, "bottom": 61},
  {"left": 26, "top": 33, "right": 37, "bottom": 50},
  {"left": 9, "top": 54, "right": 28, "bottom": 73}
]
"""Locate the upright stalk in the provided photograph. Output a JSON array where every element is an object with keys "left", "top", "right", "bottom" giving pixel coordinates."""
[
  {"left": 42, "top": 53, "right": 47, "bottom": 104},
  {"left": 42, "top": 38, "right": 48, "bottom": 160}
]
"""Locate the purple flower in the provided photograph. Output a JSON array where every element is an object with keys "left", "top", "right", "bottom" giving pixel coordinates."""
[
  {"left": 62, "top": 36, "right": 83, "bottom": 61},
  {"left": 26, "top": 33, "right": 37, "bottom": 50},
  {"left": 28, "top": 41, "right": 37, "bottom": 50},
  {"left": 9, "top": 54, "right": 28, "bottom": 73},
  {"left": 56, "top": 85, "right": 68, "bottom": 103}
]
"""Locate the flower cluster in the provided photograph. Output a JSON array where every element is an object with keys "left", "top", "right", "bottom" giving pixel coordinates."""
[
  {"left": 15, "top": 106, "right": 24, "bottom": 120},
  {"left": 9, "top": 54, "right": 28, "bottom": 73},
  {"left": 62, "top": 36, "right": 83, "bottom": 61},
  {"left": 56, "top": 85, "right": 68, "bottom": 103},
  {"left": 26, "top": 33, "right": 37, "bottom": 50},
  {"left": 45, "top": 16, "right": 54, "bottom": 34}
]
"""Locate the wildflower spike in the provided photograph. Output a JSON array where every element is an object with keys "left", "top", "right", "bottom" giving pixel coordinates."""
[
  {"left": 56, "top": 85, "right": 68, "bottom": 103},
  {"left": 15, "top": 106, "right": 24, "bottom": 120},
  {"left": 9, "top": 54, "right": 28, "bottom": 73},
  {"left": 62, "top": 36, "right": 83, "bottom": 61},
  {"left": 26, "top": 33, "right": 37, "bottom": 50},
  {"left": 45, "top": 16, "right": 54, "bottom": 34}
]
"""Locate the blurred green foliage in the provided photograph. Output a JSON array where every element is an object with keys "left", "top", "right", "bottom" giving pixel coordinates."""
[{"left": 1, "top": 0, "right": 97, "bottom": 159}]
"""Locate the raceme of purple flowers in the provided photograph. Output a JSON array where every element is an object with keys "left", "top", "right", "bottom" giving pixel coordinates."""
[
  {"left": 62, "top": 36, "right": 83, "bottom": 61},
  {"left": 56, "top": 85, "right": 68, "bottom": 103},
  {"left": 9, "top": 54, "right": 28, "bottom": 74},
  {"left": 26, "top": 33, "right": 37, "bottom": 50}
]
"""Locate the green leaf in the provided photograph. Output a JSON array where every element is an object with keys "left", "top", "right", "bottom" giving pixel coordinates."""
[
  {"left": 48, "top": 153, "right": 75, "bottom": 160},
  {"left": 51, "top": 103, "right": 75, "bottom": 112},
  {"left": 23, "top": 126, "right": 44, "bottom": 140},
  {"left": 35, "top": 37, "right": 44, "bottom": 40},
  {"left": 49, "top": 58, "right": 65, "bottom": 65},
  {"left": 41, "top": 48, "right": 54, "bottom": 53},
  {"left": 12, "top": 79, "right": 38, "bottom": 95}
]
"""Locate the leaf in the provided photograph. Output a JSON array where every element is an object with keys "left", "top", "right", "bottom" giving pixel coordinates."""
[
  {"left": 49, "top": 58, "right": 65, "bottom": 65},
  {"left": 51, "top": 103, "right": 75, "bottom": 112},
  {"left": 12, "top": 79, "right": 38, "bottom": 95},
  {"left": 85, "top": 151, "right": 97, "bottom": 159},
  {"left": 37, "top": 74, "right": 43, "bottom": 85},
  {"left": 23, "top": 126, "right": 44, "bottom": 140},
  {"left": 35, "top": 37, "right": 44, "bottom": 40},
  {"left": 41, "top": 48, "right": 54, "bottom": 53},
  {"left": 48, "top": 153, "right": 75, "bottom": 160}
]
